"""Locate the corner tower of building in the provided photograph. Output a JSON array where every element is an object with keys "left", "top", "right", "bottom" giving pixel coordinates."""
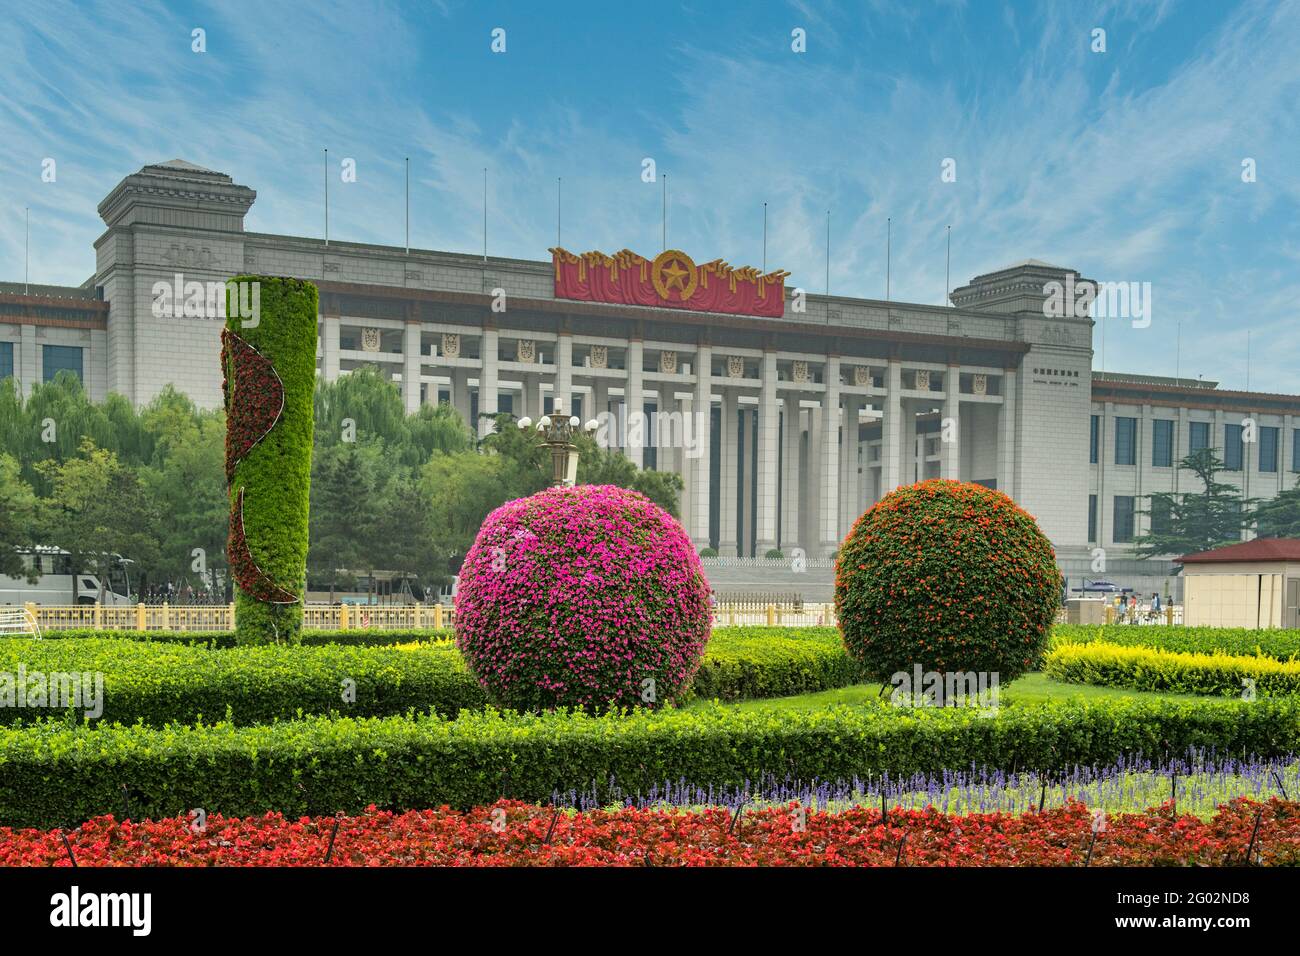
[
  {"left": 953, "top": 261, "right": 1095, "bottom": 552},
  {"left": 94, "top": 160, "right": 256, "bottom": 404}
]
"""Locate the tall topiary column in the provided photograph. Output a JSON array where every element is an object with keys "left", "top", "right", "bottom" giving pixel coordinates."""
[{"left": 222, "top": 276, "right": 317, "bottom": 644}]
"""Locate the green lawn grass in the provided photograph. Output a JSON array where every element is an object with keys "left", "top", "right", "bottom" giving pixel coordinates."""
[{"left": 683, "top": 671, "right": 1220, "bottom": 713}]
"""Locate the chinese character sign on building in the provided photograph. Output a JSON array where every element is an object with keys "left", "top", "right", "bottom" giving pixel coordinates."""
[{"left": 549, "top": 247, "right": 789, "bottom": 318}]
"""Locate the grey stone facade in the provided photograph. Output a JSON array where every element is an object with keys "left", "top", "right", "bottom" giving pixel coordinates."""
[{"left": 3, "top": 159, "right": 1297, "bottom": 588}]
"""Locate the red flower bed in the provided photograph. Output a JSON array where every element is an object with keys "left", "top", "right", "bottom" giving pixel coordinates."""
[{"left": 3, "top": 799, "right": 1297, "bottom": 867}]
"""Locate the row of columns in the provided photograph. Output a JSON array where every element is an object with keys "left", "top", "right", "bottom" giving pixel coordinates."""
[{"left": 319, "top": 313, "right": 1014, "bottom": 557}]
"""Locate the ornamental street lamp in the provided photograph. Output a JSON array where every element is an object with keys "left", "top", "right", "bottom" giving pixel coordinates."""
[{"left": 517, "top": 405, "right": 598, "bottom": 487}]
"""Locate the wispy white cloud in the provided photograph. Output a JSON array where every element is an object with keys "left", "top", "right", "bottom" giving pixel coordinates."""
[{"left": 0, "top": 0, "right": 1296, "bottom": 392}]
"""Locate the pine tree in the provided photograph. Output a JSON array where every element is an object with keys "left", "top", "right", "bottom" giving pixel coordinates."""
[
  {"left": 1253, "top": 480, "right": 1300, "bottom": 539},
  {"left": 1135, "top": 448, "right": 1252, "bottom": 558}
]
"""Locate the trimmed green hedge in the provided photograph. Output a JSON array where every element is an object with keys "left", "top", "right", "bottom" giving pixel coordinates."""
[
  {"left": 684, "top": 627, "right": 864, "bottom": 701},
  {"left": 1046, "top": 641, "right": 1300, "bottom": 698},
  {"left": 1051, "top": 624, "right": 1300, "bottom": 661},
  {"left": 0, "top": 638, "right": 481, "bottom": 726},
  {"left": 34, "top": 628, "right": 451, "bottom": 649},
  {"left": 2, "top": 697, "right": 1296, "bottom": 829},
  {"left": 0, "top": 628, "right": 861, "bottom": 726}
]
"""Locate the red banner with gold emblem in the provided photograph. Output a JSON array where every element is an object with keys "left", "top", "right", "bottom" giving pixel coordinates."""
[{"left": 549, "top": 247, "right": 788, "bottom": 318}]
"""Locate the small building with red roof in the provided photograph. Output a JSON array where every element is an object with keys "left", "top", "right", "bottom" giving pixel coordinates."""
[{"left": 1176, "top": 539, "right": 1300, "bottom": 629}]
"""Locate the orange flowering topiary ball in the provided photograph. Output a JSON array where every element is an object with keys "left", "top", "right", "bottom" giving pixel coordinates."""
[{"left": 834, "top": 479, "right": 1062, "bottom": 683}]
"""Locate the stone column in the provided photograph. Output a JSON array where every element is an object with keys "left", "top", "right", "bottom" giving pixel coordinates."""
[
  {"left": 739, "top": 407, "right": 754, "bottom": 557},
  {"left": 1174, "top": 405, "right": 1188, "bottom": 495},
  {"left": 478, "top": 328, "right": 498, "bottom": 438},
  {"left": 882, "top": 359, "right": 902, "bottom": 493},
  {"left": 997, "top": 368, "right": 1017, "bottom": 497},
  {"left": 526, "top": 374, "right": 542, "bottom": 420},
  {"left": 625, "top": 339, "right": 645, "bottom": 468},
  {"left": 804, "top": 405, "right": 822, "bottom": 550},
  {"left": 756, "top": 351, "right": 779, "bottom": 555},
  {"left": 657, "top": 389, "right": 676, "bottom": 476},
  {"left": 839, "top": 395, "right": 860, "bottom": 535},
  {"left": 902, "top": 400, "right": 917, "bottom": 487},
  {"left": 781, "top": 394, "right": 801, "bottom": 551},
  {"left": 402, "top": 320, "right": 422, "bottom": 414},
  {"left": 679, "top": 392, "right": 693, "bottom": 528},
  {"left": 452, "top": 368, "right": 471, "bottom": 421},
  {"left": 819, "top": 356, "right": 841, "bottom": 554},
  {"left": 554, "top": 332, "right": 572, "bottom": 413},
  {"left": 19, "top": 325, "right": 37, "bottom": 398},
  {"left": 719, "top": 388, "right": 739, "bottom": 556},
  {"left": 322, "top": 312, "right": 340, "bottom": 382},
  {"left": 941, "top": 366, "right": 960, "bottom": 480},
  {"left": 690, "top": 344, "right": 712, "bottom": 551},
  {"left": 591, "top": 377, "right": 609, "bottom": 430},
  {"left": 1282, "top": 415, "right": 1295, "bottom": 498}
]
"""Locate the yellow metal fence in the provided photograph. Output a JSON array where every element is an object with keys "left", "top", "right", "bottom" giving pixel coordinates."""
[
  {"left": 16, "top": 602, "right": 1188, "bottom": 634},
  {"left": 22, "top": 602, "right": 843, "bottom": 632},
  {"left": 23, "top": 603, "right": 457, "bottom": 633}
]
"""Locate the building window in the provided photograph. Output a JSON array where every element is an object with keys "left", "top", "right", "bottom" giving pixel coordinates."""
[
  {"left": 42, "top": 345, "right": 83, "bottom": 383},
  {"left": 1113, "top": 495, "right": 1135, "bottom": 543},
  {"left": 1089, "top": 415, "right": 1100, "bottom": 464},
  {"left": 1151, "top": 497, "right": 1172, "bottom": 536},
  {"left": 1114, "top": 417, "right": 1136, "bottom": 466},
  {"left": 1088, "top": 494, "right": 1098, "bottom": 543},
  {"left": 0, "top": 342, "right": 12, "bottom": 382},
  {"left": 1259, "top": 426, "right": 1279, "bottom": 473},
  {"left": 1189, "top": 420, "right": 1210, "bottom": 454},
  {"left": 1224, "top": 423, "right": 1243, "bottom": 471},
  {"left": 1293, "top": 429, "right": 1300, "bottom": 472},
  {"left": 1151, "top": 419, "right": 1173, "bottom": 467}
]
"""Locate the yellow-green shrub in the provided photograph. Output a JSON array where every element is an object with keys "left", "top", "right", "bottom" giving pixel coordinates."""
[{"left": 1045, "top": 641, "right": 1300, "bottom": 697}]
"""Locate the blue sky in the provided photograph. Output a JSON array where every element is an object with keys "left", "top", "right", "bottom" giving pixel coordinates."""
[{"left": 2, "top": 0, "right": 1298, "bottom": 391}]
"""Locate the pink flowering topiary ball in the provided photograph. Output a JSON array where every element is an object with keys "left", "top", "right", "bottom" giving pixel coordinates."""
[{"left": 454, "top": 484, "right": 712, "bottom": 712}]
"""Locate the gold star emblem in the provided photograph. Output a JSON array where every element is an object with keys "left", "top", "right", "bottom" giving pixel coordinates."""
[{"left": 651, "top": 249, "right": 698, "bottom": 301}]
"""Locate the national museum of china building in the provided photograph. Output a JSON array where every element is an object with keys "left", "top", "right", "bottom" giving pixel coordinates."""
[{"left": 3, "top": 160, "right": 1297, "bottom": 595}]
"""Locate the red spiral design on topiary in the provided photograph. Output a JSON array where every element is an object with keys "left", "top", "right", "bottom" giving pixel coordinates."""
[
  {"left": 222, "top": 327, "right": 297, "bottom": 603},
  {"left": 227, "top": 487, "right": 299, "bottom": 604},
  {"left": 221, "top": 328, "right": 284, "bottom": 484}
]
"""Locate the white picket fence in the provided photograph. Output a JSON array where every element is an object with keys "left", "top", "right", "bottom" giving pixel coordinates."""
[{"left": 0, "top": 606, "right": 40, "bottom": 637}]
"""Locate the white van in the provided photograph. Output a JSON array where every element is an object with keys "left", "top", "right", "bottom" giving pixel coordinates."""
[{"left": 0, "top": 546, "right": 133, "bottom": 606}]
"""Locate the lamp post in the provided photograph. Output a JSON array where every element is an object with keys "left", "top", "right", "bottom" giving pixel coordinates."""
[{"left": 517, "top": 405, "right": 598, "bottom": 487}]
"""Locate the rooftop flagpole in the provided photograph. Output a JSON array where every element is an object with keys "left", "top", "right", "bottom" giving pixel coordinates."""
[
  {"left": 886, "top": 217, "right": 891, "bottom": 302},
  {"left": 405, "top": 157, "right": 410, "bottom": 255},
  {"left": 825, "top": 209, "right": 830, "bottom": 298},
  {"left": 324, "top": 148, "right": 330, "bottom": 247},
  {"left": 662, "top": 173, "right": 668, "bottom": 252},
  {"left": 945, "top": 224, "right": 951, "bottom": 306}
]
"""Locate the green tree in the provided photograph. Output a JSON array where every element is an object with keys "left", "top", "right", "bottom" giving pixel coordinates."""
[
  {"left": 422, "top": 448, "right": 528, "bottom": 560},
  {"left": 575, "top": 438, "right": 684, "bottom": 516},
  {"left": 373, "top": 472, "right": 446, "bottom": 599},
  {"left": 1253, "top": 479, "right": 1300, "bottom": 539},
  {"left": 307, "top": 443, "right": 381, "bottom": 600},
  {"left": 36, "top": 440, "right": 160, "bottom": 602},
  {"left": 0, "top": 453, "right": 42, "bottom": 581},
  {"left": 314, "top": 366, "right": 407, "bottom": 451},
  {"left": 140, "top": 411, "right": 228, "bottom": 594},
  {"left": 1135, "top": 448, "right": 1253, "bottom": 558}
]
